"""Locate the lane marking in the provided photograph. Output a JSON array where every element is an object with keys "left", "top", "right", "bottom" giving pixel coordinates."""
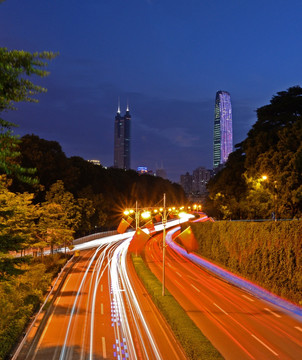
[
  {"left": 168, "top": 264, "right": 176, "bottom": 270},
  {"left": 242, "top": 294, "right": 254, "bottom": 302},
  {"left": 174, "top": 279, "right": 185, "bottom": 289},
  {"left": 190, "top": 283, "right": 201, "bottom": 293},
  {"left": 295, "top": 326, "right": 302, "bottom": 332},
  {"left": 264, "top": 307, "right": 281, "bottom": 318},
  {"left": 101, "top": 303, "right": 104, "bottom": 315},
  {"left": 187, "top": 275, "right": 196, "bottom": 281},
  {"left": 102, "top": 337, "right": 106, "bottom": 358},
  {"left": 213, "top": 302, "right": 228, "bottom": 315},
  {"left": 176, "top": 271, "right": 183, "bottom": 278},
  {"left": 101, "top": 284, "right": 103, "bottom": 292},
  {"left": 251, "top": 334, "right": 279, "bottom": 356},
  {"left": 59, "top": 274, "right": 72, "bottom": 295},
  {"left": 32, "top": 312, "right": 55, "bottom": 359}
]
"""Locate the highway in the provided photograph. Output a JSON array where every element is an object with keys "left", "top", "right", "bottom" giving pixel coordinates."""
[
  {"left": 15, "top": 217, "right": 302, "bottom": 360},
  {"left": 144, "top": 229, "right": 302, "bottom": 359},
  {"left": 16, "top": 234, "right": 186, "bottom": 360}
]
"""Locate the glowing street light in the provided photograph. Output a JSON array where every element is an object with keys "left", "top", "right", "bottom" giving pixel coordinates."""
[
  {"left": 261, "top": 174, "right": 278, "bottom": 221},
  {"left": 141, "top": 211, "right": 151, "bottom": 220}
]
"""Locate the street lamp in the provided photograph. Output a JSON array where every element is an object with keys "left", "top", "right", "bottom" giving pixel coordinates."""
[
  {"left": 123, "top": 197, "right": 186, "bottom": 296},
  {"left": 162, "top": 193, "right": 167, "bottom": 296},
  {"left": 261, "top": 175, "right": 277, "bottom": 221}
]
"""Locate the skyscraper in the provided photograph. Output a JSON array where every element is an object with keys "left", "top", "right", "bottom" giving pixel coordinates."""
[
  {"left": 114, "top": 100, "right": 131, "bottom": 170},
  {"left": 213, "top": 91, "right": 233, "bottom": 170}
]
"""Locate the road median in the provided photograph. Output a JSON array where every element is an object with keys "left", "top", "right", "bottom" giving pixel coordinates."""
[{"left": 131, "top": 254, "right": 223, "bottom": 360}]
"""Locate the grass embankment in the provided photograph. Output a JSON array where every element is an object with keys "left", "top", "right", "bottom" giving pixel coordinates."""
[
  {"left": 0, "top": 253, "right": 70, "bottom": 360},
  {"left": 131, "top": 254, "right": 223, "bottom": 360},
  {"left": 188, "top": 221, "right": 302, "bottom": 305}
]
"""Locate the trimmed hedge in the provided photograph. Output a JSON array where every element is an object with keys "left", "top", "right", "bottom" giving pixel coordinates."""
[
  {"left": 190, "top": 221, "right": 302, "bottom": 305},
  {"left": 131, "top": 254, "right": 223, "bottom": 360}
]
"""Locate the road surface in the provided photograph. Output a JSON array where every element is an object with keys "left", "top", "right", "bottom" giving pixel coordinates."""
[
  {"left": 144, "top": 231, "right": 302, "bottom": 359},
  {"left": 16, "top": 235, "right": 187, "bottom": 360}
]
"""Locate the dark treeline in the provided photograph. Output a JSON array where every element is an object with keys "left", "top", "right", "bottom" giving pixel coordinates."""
[
  {"left": 205, "top": 86, "right": 302, "bottom": 220},
  {"left": 11, "top": 134, "right": 186, "bottom": 235}
]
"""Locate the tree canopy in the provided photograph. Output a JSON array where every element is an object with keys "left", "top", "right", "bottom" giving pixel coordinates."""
[
  {"left": 0, "top": 47, "right": 57, "bottom": 182},
  {"left": 206, "top": 86, "right": 302, "bottom": 219}
]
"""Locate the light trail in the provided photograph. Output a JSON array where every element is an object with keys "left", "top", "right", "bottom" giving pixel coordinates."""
[
  {"left": 59, "top": 227, "right": 169, "bottom": 359},
  {"left": 166, "top": 225, "right": 302, "bottom": 320},
  {"left": 17, "top": 219, "right": 191, "bottom": 359}
]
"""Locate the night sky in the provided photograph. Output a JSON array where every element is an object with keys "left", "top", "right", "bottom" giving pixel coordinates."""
[{"left": 1, "top": 0, "right": 302, "bottom": 182}]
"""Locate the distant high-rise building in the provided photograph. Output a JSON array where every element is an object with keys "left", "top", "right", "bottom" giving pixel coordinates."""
[
  {"left": 180, "top": 172, "right": 193, "bottom": 194},
  {"left": 114, "top": 100, "right": 131, "bottom": 170},
  {"left": 213, "top": 91, "right": 233, "bottom": 170},
  {"left": 155, "top": 162, "right": 167, "bottom": 179},
  {"left": 156, "top": 168, "right": 167, "bottom": 179},
  {"left": 192, "top": 167, "right": 212, "bottom": 194}
]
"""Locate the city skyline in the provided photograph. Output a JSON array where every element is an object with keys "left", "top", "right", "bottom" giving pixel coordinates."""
[{"left": 1, "top": 1, "right": 302, "bottom": 182}]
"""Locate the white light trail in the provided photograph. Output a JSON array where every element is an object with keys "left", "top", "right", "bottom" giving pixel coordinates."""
[{"left": 58, "top": 219, "right": 186, "bottom": 359}]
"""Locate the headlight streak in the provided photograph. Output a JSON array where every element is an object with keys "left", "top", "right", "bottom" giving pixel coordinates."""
[
  {"left": 59, "top": 244, "right": 105, "bottom": 360},
  {"left": 166, "top": 226, "right": 302, "bottom": 320},
  {"left": 59, "top": 237, "right": 120, "bottom": 360},
  {"left": 119, "top": 239, "right": 162, "bottom": 359},
  {"left": 59, "top": 220, "right": 190, "bottom": 359},
  {"left": 109, "top": 238, "right": 138, "bottom": 359},
  {"left": 89, "top": 241, "right": 123, "bottom": 360}
]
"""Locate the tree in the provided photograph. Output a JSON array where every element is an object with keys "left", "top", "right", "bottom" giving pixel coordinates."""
[
  {"left": 77, "top": 197, "right": 96, "bottom": 236},
  {"left": 13, "top": 134, "right": 73, "bottom": 196},
  {"left": 206, "top": 86, "right": 302, "bottom": 219},
  {"left": 243, "top": 86, "right": 302, "bottom": 218},
  {"left": 0, "top": 176, "right": 38, "bottom": 278},
  {"left": 45, "top": 180, "right": 81, "bottom": 231},
  {"left": 0, "top": 48, "right": 57, "bottom": 182},
  {"left": 35, "top": 202, "right": 74, "bottom": 256}
]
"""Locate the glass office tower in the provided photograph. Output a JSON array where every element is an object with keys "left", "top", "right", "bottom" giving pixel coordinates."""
[{"left": 213, "top": 91, "right": 233, "bottom": 170}]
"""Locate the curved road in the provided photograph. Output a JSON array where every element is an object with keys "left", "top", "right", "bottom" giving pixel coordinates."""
[
  {"left": 16, "top": 236, "right": 186, "bottom": 360},
  {"left": 144, "top": 231, "right": 302, "bottom": 359}
]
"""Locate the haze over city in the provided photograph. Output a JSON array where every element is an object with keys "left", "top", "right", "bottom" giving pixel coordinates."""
[{"left": 1, "top": 0, "right": 302, "bottom": 181}]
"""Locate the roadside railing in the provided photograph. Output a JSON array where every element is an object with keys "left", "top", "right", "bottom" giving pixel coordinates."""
[{"left": 73, "top": 230, "right": 118, "bottom": 245}]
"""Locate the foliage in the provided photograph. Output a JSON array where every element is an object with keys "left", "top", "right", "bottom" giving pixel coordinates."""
[
  {"left": 190, "top": 221, "right": 302, "bottom": 305},
  {"left": 13, "top": 134, "right": 187, "bottom": 231},
  {"left": 32, "top": 181, "right": 80, "bottom": 254},
  {"left": 0, "top": 48, "right": 56, "bottom": 112},
  {"left": 131, "top": 254, "right": 223, "bottom": 360},
  {"left": 0, "top": 253, "right": 68, "bottom": 360},
  {"left": 0, "top": 48, "right": 56, "bottom": 183},
  {"left": 0, "top": 177, "right": 38, "bottom": 278},
  {"left": 206, "top": 86, "right": 302, "bottom": 220}
]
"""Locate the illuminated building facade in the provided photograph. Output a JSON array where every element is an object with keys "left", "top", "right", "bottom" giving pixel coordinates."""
[
  {"left": 114, "top": 101, "right": 131, "bottom": 170},
  {"left": 213, "top": 91, "right": 233, "bottom": 170}
]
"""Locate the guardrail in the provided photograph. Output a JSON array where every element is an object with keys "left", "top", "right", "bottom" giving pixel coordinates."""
[{"left": 73, "top": 230, "right": 118, "bottom": 245}]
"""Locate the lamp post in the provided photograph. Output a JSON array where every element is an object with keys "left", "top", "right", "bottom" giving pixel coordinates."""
[
  {"left": 123, "top": 196, "right": 187, "bottom": 296},
  {"left": 162, "top": 193, "right": 167, "bottom": 296},
  {"left": 273, "top": 180, "right": 278, "bottom": 222},
  {"left": 135, "top": 201, "right": 139, "bottom": 229},
  {"left": 261, "top": 175, "right": 277, "bottom": 221}
]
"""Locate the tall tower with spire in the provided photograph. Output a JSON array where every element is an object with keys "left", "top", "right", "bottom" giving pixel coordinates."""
[{"left": 114, "top": 99, "right": 131, "bottom": 170}]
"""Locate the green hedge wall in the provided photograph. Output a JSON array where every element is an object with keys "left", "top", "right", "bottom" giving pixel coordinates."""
[{"left": 190, "top": 221, "right": 302, "bottom": 305}]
